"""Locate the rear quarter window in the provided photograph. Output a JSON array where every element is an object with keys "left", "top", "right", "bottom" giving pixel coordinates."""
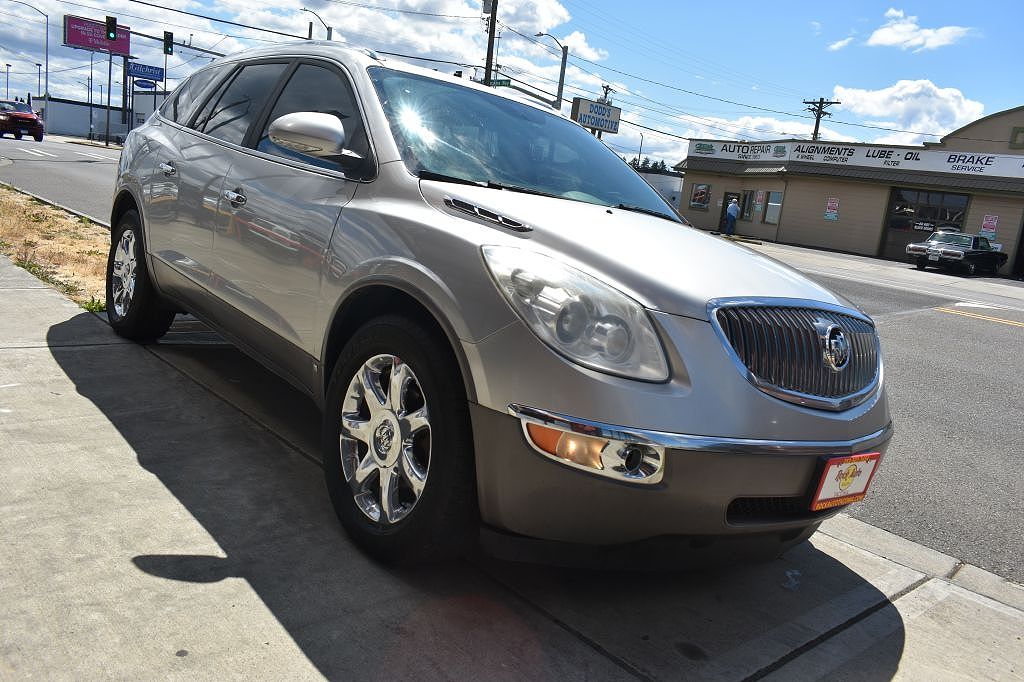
[{"left": 159, "top": 65, "right": 227, "bottom": 125}]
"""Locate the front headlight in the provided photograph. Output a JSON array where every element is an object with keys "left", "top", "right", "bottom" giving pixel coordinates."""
[{"left": 482, "top": 245, "right": 669, "bottom": 382}]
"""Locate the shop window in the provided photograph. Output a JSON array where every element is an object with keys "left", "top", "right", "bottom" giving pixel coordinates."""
[
  {"left": 885, "top": 187, "right": 969, "bottom": 232},
  {"left": 763, "top": 191, "right": 783, "bottom": 225},
  {"left": 689, "top": 183, "right": 711, "bottom": 210},
  {"left": 740, "top": 190, "right": 755, "bottom": 220},
  {"left": 1011, "top": 126, "right": 1024, "bottom": 150}
]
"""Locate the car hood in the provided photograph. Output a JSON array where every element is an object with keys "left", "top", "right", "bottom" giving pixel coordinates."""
[{"left": 423, "top": 182, "right": 847, "bottom": 321}]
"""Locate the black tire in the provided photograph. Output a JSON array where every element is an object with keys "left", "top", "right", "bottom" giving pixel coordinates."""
[
  {"left": 964, "top": 261, "right": 976, "bottom": 276},
  {"left": 105, "top": 209, "right": 176, "bottom": 342},
  {"left": 33, "top": 133, "right": 43, "bottom": 142},
  {"left": 13, "top": 131, "right": 22, "bottom": 140},
  {"left": 914, "top": 258, "right": 927, "bottom": 270},
  {"left": 322, "top": 315, "right": 477, "bottom": 564}
]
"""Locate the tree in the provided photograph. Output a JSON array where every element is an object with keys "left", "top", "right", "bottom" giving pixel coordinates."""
[{"left": 640, "top": 156, "right": 652, "bottom": 170}]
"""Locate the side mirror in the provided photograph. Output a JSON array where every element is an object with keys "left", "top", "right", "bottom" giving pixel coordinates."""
[{"left": 268, "top": 112, "right": 355, "bottom": 159}]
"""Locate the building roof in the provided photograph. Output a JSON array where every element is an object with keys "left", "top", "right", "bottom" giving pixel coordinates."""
[{"left": 678, "top": 157, "right": 1024, "bottom": 194}]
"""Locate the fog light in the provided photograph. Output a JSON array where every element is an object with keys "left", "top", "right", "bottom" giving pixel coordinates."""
[{"left": 526, "top": 423, "right": 608, "bottom": 470}]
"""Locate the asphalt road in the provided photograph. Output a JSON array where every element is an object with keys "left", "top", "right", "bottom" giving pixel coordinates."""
[
  {"left": 805, "top": 273, "right": 1024, "bottom": 582},
  {"left": 2, "top": 137, "right": 1021, "bottom": 581},
  {"left": 0, "top": 134, "right": 120, "bottom": 224}
]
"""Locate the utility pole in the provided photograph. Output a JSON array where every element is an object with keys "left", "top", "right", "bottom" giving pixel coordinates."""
[
  {"left": 483, "top": 0, "right": 498, "bottom": 86},
  {"left": 803, "top": 97, "right": 840, "bottom": 141}
]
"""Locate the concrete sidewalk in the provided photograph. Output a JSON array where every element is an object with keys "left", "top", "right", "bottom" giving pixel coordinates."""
[{"left": 1, "top": 255, "right": 1022, "bottom": 680}]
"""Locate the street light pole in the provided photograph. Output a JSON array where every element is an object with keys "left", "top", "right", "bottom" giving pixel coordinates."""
[
  {"left": 300, "top": 8, "right": 332, "bottom": 40},
  {"left": 7, "top": 1, "right": 48, "bottom": 124},
  {"left": 534, "top": 32, "right": 568, "bottom": 110},
  {"left": 637, "top": 131, "right": 644, "bottom": 168},
  {"left": 35, "top": 63, "right": 41, "bottom": 97},
  {"left": 4, "top": 64, "right": 9, "bottom": 99}
]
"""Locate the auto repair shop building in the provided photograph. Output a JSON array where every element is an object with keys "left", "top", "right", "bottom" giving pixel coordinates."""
[{"left": 674, "top": 106, "right": 1024, "bottom": 277}]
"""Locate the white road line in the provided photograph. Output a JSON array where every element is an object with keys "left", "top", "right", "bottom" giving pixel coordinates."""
[
  {"left": 15, "top": 146, "right": 46, "bottom": 157},
  {"left": 74, "top": 151, "right": 110, "bottom": 160}
]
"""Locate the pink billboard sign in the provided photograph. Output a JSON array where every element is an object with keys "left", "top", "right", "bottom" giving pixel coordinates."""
[{"left": 63, "top": 15, "right": 131, "bottom": 56}]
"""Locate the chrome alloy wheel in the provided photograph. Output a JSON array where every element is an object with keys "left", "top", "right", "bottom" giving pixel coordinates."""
[
  {"left": 339, "top": 354, "right": 431, "bottom": 525},
  {"left": 110, "top": 228, "right": 138, "bottom": 318}
]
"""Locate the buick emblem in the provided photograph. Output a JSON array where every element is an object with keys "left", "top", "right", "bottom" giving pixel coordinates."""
[
  {"left": 373, "top": 422, "right": 395, "bottom": 456},
  {"left": 823, "top": 325, "right": 851, "bottom": 372}
]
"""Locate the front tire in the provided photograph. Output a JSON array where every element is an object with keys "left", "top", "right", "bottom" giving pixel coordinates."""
[
  {"left": 13, "top": 131, "right": 22, "bottom": 140},
  {"left": 914, "top": 258, "right": 927, "bottom": 270},
  {"left": 964, "top": 261, "right": 976, "bottom": 276},
  {"left": 33, "top": 133, "right": 43, "bottom": 142},
  {"left": 322, "top": 315, "right": 476, "bottom": 564},
  {"left": 105, "top": 210, "right": 176, "bottom": 342}
]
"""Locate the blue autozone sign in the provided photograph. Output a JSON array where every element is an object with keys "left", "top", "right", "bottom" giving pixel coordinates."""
[
  {"left": 127, "top": 62, "right": 164, "bottom": 81},
  {"left": 570, "top": 97, "right": 621, "bottom": 134}
]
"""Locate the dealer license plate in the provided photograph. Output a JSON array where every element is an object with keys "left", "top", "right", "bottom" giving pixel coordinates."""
[
  {"left": 928, "top": 255, "right": 939, "bottom": 261},
  {"left": 810, "top": 452, "right": 881, "bottom": 511}
]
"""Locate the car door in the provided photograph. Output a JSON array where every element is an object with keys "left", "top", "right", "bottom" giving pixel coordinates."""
[
  {"left": 142, "top": 65, "right": 231, "bottom": 302},
  {"left": 209, "top": 60, "right": 374, "bottom": 373},
  {"left": 975, "top": 237, "right": 998, "bottom": 271}
]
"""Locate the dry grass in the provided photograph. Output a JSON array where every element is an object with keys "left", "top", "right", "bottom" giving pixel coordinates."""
[{"left": 0, "top": 185, "right": 109, "bottom": 310}]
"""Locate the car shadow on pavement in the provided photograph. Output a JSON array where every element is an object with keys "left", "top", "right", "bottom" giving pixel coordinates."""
[{"left": 47, "top": 312, "right": 907, "bottom": 680}]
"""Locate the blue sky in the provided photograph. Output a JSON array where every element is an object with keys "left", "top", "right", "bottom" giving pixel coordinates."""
[{"left": 0, "top": 0, "right": 1015, "bottom": 163}]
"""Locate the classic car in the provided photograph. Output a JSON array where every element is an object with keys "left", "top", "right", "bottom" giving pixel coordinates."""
[{"left": 906, "top": 231, "right": 1007, "bottom": 275}]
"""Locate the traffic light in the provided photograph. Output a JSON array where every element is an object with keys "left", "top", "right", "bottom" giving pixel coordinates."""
[
  {"left": 163, "top": 31, "right": 174, "bottom": 55},
  {"left": 105, "top": 16, "right": 117, "bottom": 41}
]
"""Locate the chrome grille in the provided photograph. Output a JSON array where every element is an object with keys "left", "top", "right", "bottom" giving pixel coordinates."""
[{"left": 712, "top": 301, "right": 880, "bottom": 411}]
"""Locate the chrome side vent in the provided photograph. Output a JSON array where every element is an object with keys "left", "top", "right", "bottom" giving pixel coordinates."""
[
  {"left": 709, "top": 299, "right": 881, "bottom": 412},
  {"left": 444, "top": 197, "right": 532, "bottom": 232}
]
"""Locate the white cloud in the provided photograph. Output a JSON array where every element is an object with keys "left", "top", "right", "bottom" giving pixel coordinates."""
[
  {"left": 810, "top": 21, "right": 822, "bottom": 36},
  {"left": 833, "top": 79, "right": 984, "bottom": 144},
  {"left": 828, "top": 37, "right": 853, "bottom": 51},
  {"left": 559, "top": 31, "right": 607, "bottom": 61},
  {"left": 866, "top": 8, "right": 971, "bottom": 52}
]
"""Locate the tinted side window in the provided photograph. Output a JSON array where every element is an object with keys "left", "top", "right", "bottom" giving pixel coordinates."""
[
  {"left": 255, "top": 63, "right": 373, "bottom": 178},
  {"left": 161, "top": 65, "right": 225, "bottom": 124},
  {"left": 198, "top": 62, "right": 288, "bottom": 145}
]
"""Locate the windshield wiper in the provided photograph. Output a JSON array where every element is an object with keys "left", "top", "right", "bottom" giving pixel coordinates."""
[
  {"left": 417, "top": 169, "right": 483, "bottom": 186},
  {"left": 484, "top": 181, "right": 562, "bottom": 200},
  {"left": 612, "top": 203, "right": 679, "bottom": 222},
  {"left": 418, "top": 171, "right": 563, "bottom": 200}
]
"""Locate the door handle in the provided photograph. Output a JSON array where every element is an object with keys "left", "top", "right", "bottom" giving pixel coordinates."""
[
  {"left": 158, "top": 162, "right": 176, "bottom": 177},
  {"left": 223, "top": 188, "right": 247, "bottom": 207}
]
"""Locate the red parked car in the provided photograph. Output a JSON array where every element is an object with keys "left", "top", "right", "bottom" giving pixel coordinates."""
[{"left": 0, "top": 100, "right": 45, "bottom": 141}]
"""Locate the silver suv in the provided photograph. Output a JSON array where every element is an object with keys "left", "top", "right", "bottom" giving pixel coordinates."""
[{"left": 107, "top": 43, "right": 891, "bottom": 565}]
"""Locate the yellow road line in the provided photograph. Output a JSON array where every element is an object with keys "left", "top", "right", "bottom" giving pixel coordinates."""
[{"left": 934, "top": 307, "right": 1024, "bottom": 328}]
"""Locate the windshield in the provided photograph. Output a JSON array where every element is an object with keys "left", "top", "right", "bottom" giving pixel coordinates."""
[
  {"left": 368, "top": 67, "right": 679, "bottom": 220},
  {"left": 0, "top": 101, "right": 33, "bottom": 113},
  {"left": 928, "top": 233, "right": 973, "bottom": 247}
]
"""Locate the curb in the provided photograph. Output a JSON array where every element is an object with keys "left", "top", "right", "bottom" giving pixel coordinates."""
[
  {"left": 62, "top": 139, "right": 123, "bottom": 151},
  {"left": 0, "top": 180, "right": 110, "bottom": 229}
]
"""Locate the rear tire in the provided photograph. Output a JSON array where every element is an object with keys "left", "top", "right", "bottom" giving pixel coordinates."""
[
  {"left": 964, "top": 261, "right": 976, "bottom": 276},
  {"left": 33, "top": 133, "right": 43, "bottom": 142},
  {"left": 322, "top": 315, "right": 477, "bottom": 564},
  {"left": 105, "top": 209, "right": 176, "bottom": 342},
  {"left": 13, "top": 132, "right": 22, "bottom": 140}
]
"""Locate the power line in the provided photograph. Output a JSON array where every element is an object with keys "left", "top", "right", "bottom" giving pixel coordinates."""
[
  {"left": 320, "top": 0, "right": 478, "bottom": 19},
  {"left": 126, "top": 0, "right": 307, "bottom": 40}
]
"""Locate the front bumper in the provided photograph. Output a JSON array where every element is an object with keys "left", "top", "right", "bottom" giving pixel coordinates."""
[
  {"left": 472, "top": 403, "right": 891, "bottom": 547},
  {"left": 0, "top": 119, "right": 43, "bottom": 135}
]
